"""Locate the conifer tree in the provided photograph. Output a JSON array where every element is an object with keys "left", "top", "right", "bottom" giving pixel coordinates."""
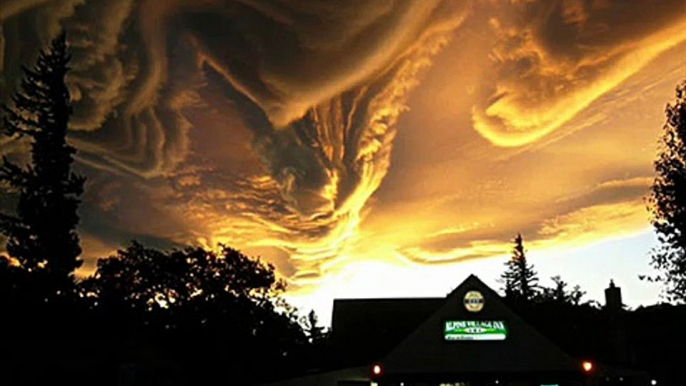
[
  {"left": 500, "top": 233, "right": 539, "bottom": 300},
  {"left": 0, "top": 32, "right": 85, "bottom": 299}
]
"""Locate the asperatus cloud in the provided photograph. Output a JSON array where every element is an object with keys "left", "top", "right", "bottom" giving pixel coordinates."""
[{"left": 1, "top": 0, "right": 685, "bottom": 293}]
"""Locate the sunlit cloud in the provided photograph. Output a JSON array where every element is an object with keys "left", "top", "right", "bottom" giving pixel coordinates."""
[
  {"left": 472, "top": 0, "right": 686, "bottom": 147},
  {"left": 540, "top": 202, "right": 648, "bottom": 243},
  {"left": 1, "top": 0, "right": 683, "bottom": 306}
]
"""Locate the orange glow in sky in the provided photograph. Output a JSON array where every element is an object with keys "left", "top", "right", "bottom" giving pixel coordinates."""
[{"left": 2, "top": 0, "right": 684, "bottom": 324}]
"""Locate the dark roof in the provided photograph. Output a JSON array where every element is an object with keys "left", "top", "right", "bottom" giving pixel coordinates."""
[
  {"left": 330, "top": 297, "right": 444, "bottom": 366},
  {"left": 380, "top": 275, "right": 581, "bottom": 377},
  {"left": 330, "top": 275, "right": 584, "bottom": 378}
]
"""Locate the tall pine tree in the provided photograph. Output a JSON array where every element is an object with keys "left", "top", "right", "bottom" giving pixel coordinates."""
[
  {"left": 0, "top": 32, "right": 85, "bottom": 299},
  {"left": 647, "top": 80, "right": 686, "bottom": 303},
  {"left": 500, "top": 233, "right": 539, "bottom": 301}
]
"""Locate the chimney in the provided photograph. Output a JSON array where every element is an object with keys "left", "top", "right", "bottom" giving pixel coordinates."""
[
  {"left": 604, "top": 280, "right": 630, "bottom": 365},
  {"left": 604, "top": 279, "right": 622, "bottom": 313}
]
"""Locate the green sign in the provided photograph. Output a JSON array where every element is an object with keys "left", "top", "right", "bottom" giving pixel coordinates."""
[{"left": 444, "top": 320, "right": 508, "bottom": 341}]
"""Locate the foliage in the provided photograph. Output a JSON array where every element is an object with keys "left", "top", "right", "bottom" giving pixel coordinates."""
[
  {"left": 646, "top": 81, "right": 686, "bottom": 303},
  {"left": 538, "top": 275, "right": 586, "bottom": 306},
  {"left": 500, "top": 233, "right": 539, "bottom": 301},
  {"left": 301, "top": 309, "right": 329, "bottom": 344},
  {"left": 0, "top": 32, "right": 85, "bottom": 299},
  {"left": 81, "top": 241, "right": 297, "bottom": 329},
  {"left": 81, "top": 242, "right": 310, "bottom": 384},
  {"left": 0, "top": 32, "right": 317, "bottom": 386}
]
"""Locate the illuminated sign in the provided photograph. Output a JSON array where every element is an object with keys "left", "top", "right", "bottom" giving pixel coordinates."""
[
  {"left": 444, "top": 320, "right": 507, "bottom": 341},
  {"left": 463, "top": 290, "right": 484, "bottom": 312}
]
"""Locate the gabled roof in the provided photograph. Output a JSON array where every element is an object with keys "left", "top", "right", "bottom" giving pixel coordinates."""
[{"left": 380, "top": 274, "right": 581, "bottom": 377}]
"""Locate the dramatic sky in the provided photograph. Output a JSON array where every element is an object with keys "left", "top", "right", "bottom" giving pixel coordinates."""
[{"left": 2, "top": 0, "right": 685, "bottom": 323}]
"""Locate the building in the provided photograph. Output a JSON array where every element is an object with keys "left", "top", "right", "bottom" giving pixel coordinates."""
[{"left": 262, "top": 275, "right": 649, "bottom": 386}]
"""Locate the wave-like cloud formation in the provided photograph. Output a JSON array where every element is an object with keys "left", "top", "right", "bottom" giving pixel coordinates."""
[
  {"left": 472, "top": 0, "right": 686, "bottom": 147},
  {"left": 2, "top": 0, "right": 683, "bottom": 289},
  {"left": 395, "top": 176, "right": 654, "bottom": 267},
  {"left": 1, "top": 0, "right": 468, "bottom": 283},
  {"left": 169, "top": 5, "right": 468, "bottom": 281},
  {"left": 1, "top": 0, "right": 467, "bottom": 173}
]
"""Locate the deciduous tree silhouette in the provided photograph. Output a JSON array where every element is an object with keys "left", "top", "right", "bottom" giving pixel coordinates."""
[
  {"left": 83, "top": 241, "right": 288, "bottom": 316},
  {"left": 81, "top": 242, "right": 309, "bottom": 385},
  {"left": 500, "top": 233, "right": 539, "bottom": 301},
  {"left": 646, "top": 80, "right": 686, "bottom": 303},
  {"left": 0, "top": 32, "right": 85, "bottom": 299}
]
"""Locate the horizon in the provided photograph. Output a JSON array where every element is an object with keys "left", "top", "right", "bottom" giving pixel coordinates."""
[{"left": 286, "top": 229, "right": 665, "bottom": 327}]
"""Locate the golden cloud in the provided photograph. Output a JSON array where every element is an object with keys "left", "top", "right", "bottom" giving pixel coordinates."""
[
  {"left": 538, "top": 201, "right": 650, "bottom": 246},
  {"left": 1, "top": 0, "right": 682, "bottom": 300},
  {"left": 472, "top": 0, "right": 686, "bottom": 147}
]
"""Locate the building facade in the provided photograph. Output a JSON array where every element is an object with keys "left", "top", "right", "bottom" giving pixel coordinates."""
[{"left": 262, "top": 275, "right": 649, "bottom": 386}]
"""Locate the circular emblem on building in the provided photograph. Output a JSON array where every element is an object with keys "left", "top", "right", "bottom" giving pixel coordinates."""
[{"left": 464, "top": 290, "right": 484, "bottom": 312}]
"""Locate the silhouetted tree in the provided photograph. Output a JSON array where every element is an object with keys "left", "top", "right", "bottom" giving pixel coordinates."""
[
  {"left": 646, "top": 80, "right": 686, "bottom": 303},
  {"left": 539, "top": 275, "right": 586, "bottom": 306},
  {"left": 302, "top": 309, "right": 328, "bottom": 344},
  {"left": 0, "top": 32, "right": 85, "bottom": 299},
  {"left": 81, "top": 242, "right": 309, "bottom": 384},
  {"left": 82, "top": 242, "right": 287, "bottom": 315},
  {"left": 500, "top": 233, "right": 539, "bottom": 301}
]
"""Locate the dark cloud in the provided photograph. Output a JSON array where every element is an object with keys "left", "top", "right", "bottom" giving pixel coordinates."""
[
  {"left": 0, "top": 0, "right": 468, "bottom": 283},
  {"left": 1, "top": 0, "right": 680, "bottom": 290}
]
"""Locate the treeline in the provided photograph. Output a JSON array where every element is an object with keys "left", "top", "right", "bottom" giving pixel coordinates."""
[
  {"left": 1, "top": 243, "right": 321, "bottom": 385},
  {"left": 0, "top": 34, "right": 323, "bottom": 386},
  {"left": 497, "top": 233, "right": 686, "bottom": 386},
  {"left": 495, "top": 73, "right": 686, "bottom": 378},
  {"left": 499, "top": 233, "right": 592, "bottom": 307},
  {"left": 496, "top": 234, "right": 611, "bottom": 362}
]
